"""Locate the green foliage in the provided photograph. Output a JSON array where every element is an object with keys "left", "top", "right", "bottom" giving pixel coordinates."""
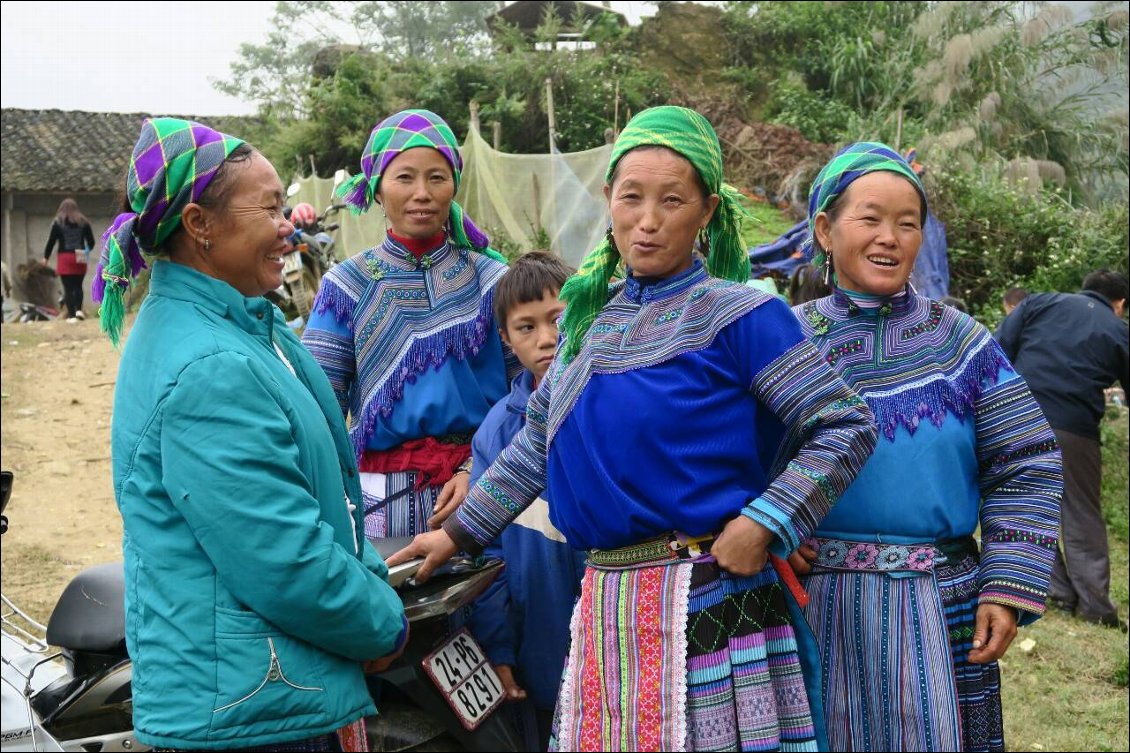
[
  {"left": 763, "top": 76, "right": 857, "bottom": 145},
  {"left": 1102, "top": 411, "right": 1129, "bottom": 544},
  {"left": 929, "top": 164, "right": 1129, "bottom": 324}
]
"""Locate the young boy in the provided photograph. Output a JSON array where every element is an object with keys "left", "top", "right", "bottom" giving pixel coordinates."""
[{"left": 467, "top": 252, "right": 584, "bottom": 749}]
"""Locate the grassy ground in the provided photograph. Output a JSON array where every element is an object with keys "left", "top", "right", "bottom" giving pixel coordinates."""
[
  {"left": 738, "top": 197, "right": 799, "bottom": 249},
  {"left": 1001, "top": 409, "right": 1129, "bottom": 751}
]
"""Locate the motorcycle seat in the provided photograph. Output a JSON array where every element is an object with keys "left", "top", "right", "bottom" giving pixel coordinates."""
[{"left": 46, "top": 562, "right": 126, "bottom": 652}]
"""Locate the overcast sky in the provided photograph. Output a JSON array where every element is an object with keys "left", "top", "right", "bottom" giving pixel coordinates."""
[{"left": 0, "top": 1, "right": 658, "bottom": 116}]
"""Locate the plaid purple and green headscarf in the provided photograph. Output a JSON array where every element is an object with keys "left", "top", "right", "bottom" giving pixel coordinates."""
[
  {"left": 805, "top": 141, "right": 927, "bottom": 266},
  {"left": 335, "top": 109, "right": 504, "bottom": 263},
  {"left": 93, "top": 117, "right": 244, "bottom": 346}
]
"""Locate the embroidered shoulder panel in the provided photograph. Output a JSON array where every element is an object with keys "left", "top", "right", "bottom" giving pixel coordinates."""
[
  {"left": 544, "top": 279, "right": 772, "bottom": 446},
  {"left": 314, "top": 243, "right": 507, "bottom": 453},
  {"left": 796, "top": 295, "right": 1009, "bottom": 440}
]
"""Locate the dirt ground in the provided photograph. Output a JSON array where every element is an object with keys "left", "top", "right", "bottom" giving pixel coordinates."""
[{"left": 1, "top": 315, "right": 126, "bottom": 624}]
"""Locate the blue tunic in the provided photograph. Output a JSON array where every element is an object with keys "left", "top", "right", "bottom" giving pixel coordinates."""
[
  {"left": 450, "top": 260, "right": 878, "bottom": 561},
  {"left": 302, "top": 236, "right": 516, "bottom": 454}
]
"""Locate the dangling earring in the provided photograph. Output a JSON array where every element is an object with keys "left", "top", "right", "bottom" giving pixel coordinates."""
[
  {"left": 697, "top": 228, "right": 710, "bottom": 258},
  {"left": 823, "top": 251, "right": 833, "bottom": 286},
  {"left": 605, "top": 224, "right": 618, "bottom": 253},
  {"left": 203, "top": 238, "right": 212, "bottom": 252}
]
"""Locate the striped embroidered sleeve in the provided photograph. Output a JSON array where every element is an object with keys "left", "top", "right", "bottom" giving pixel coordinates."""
[
  {"left": 743, "top": 340, "right": 878, "bottom": 556},
  {"left": 444, "top": 378, "right": 550, "bottom": 552},
  {"left": 301, "top": 278, "right": 357, "bottom": 415},
  {"left": 974, "top": 372, "right": 1062, "bottom": 622}
]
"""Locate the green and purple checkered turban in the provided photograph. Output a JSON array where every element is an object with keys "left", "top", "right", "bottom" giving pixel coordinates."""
[
  {"left": 806, "top": 141, "right": 927, "bottom": 267},
  {"left": 558, "top": 105, "right": 752, "bottom": 364},
  {"left": 335, "top": 109, "right": 504, "bottom": 263},
  {"left": 94, "top": 117, "right": 244, "bottom": 346}
]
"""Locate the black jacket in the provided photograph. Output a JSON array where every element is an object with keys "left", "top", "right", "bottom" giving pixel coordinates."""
[
  {"left": 44, "top": 219, "right": 94, "bottom": 259},
  {"left": 996, "top": 290, "right": 1129, "bottom": 440}
]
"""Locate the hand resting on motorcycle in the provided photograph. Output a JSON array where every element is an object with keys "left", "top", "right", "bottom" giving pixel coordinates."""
[{"left": 387, "top": 529, "right": 459, "bottom": 583}]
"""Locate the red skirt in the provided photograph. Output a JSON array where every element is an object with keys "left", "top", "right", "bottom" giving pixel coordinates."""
[{"left": 55, "top": 250, "right": 87, "bottom": 276}]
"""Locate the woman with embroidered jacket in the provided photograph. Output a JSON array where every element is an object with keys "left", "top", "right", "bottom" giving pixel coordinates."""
[
  {"left": 787, "top": 143, "right": 1063, "bottom": 752},
  {"left": 93, "top": 118, "right": 406, "bottom": 751},
  {"left": 389, "top": 106, "right": 879, "bottom": 752},
  {"left": 302, "top": 110, "right": 519, "bottom": 539}
]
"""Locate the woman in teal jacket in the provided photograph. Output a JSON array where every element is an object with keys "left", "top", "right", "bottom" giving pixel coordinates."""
[{"left": 92, "top": 118, "right": 406, "bottom": 751}]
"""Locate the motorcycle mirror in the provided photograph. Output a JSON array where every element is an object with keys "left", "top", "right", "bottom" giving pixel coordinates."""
[
  {"left": 332, "top": 169, "right": 347, "bottom": 188},
  {"left": 286, "top": 183, "right": 301, "bottom": 198}
]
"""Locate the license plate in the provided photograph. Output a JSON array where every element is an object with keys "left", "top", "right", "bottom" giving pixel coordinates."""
[
  {"left": 421, "top": 629, "right": 504, "bottom": 730},
  {"left": 282, "top": 251, "right": 303, "bottom": 274}
]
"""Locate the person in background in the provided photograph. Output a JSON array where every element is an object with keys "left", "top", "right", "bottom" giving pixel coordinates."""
[
  {"left": 302, "top": 109, "right": 519, "bottom": 539},
  {"left": 789, "top": 142, "right": 1062, "bottom": 752},
  {"left": 787, "top": 262, "right": 832, "bottom": 306},
  {"left": 94, "top": 117, "right": 407, "bottom": 751},
  {"left": 43, "top": 197, "right": 95, "bottom": 321},
  {"left": 995, "top": 269, "right": 1129, "bottom": 631},
  {"left": 465, "top": 251, "right": 584, "bottom": 751},
  {"left": 1002, "top": 286, "right": 1028, "bottom": 316},
  {"left": 390, "top": 106, "right": 879, "bottom": 752}
]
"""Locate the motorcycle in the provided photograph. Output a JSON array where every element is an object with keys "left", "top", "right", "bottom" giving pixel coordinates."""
[
  {"left": 16, "top": 302, "right": 61, "bottom": 323},
  {"left": 271, "top": 185, "right": 347, "bottom": 329},
  {"left": 1, "top": 471, "right": 522, "bottom": 752},
  {"left": 366, "top": 537, "right": 524, "bottom": 752},
  {"left": 1, "top": 470, "right": 140, "bottom": 752}
]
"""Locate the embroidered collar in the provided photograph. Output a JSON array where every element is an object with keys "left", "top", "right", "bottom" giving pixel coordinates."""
[
  {"left": 827, "top": 284, "right": 915, "bottom": 318},
  {"left": 623, "top": 259, "right": 707, "bottom": 304},
  {"left": 368, "top": 234, "right": 453, "bottom": 275}
]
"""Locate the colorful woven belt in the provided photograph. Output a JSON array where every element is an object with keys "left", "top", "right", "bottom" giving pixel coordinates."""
[
  {"left": 587, "top": 531, "right": 717, "bottom": 568},
  {"left": 806, "top": 535, "right": 978, "bottom": 574}
]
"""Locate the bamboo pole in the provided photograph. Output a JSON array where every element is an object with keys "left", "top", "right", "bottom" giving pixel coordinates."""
[{"left": 545, "top": 78, "right": 557, "bottom": 153}]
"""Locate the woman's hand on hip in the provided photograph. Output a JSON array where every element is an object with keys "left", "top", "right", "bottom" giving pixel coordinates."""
[
  {"left": 712, "top": 516, "right": 774, "bottom": 577},
  {"left": 429, "top": 472, "right": 470, "bottom": 529},
  {"left": 788, "top": 542, "right": 818, "bottom": 576},
  {"left": 968, "top": 603, "right": 1019, "bottom": 664}
]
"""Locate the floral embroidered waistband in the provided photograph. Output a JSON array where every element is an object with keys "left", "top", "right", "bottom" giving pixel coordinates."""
[{"left": 804, "top": 535, "right": 978, "bottom": 574}]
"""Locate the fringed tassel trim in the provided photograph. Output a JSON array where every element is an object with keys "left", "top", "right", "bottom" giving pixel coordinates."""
[
  {"left": 349, "top": 291, "right": 496, "bottom": 456},
  {"left": 869, "top": 341, "right": 1010, "bottom": 440}
]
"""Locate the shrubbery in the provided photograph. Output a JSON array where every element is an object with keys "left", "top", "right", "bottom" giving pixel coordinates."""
[{"left": 930, "top": 165, "right": 1128, "bottom": 327}]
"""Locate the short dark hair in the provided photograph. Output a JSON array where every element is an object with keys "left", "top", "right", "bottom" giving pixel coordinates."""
[
  {"left": 1082, "top": 268, "right": 1129, "bottom": 302},
  {"left": 787, "top": 263, "right": 831, "bottom": 305},
  {"left": 1002, "top": 287, "right": 1028, "bottom": 307},
  {"left": 940, "top": 295, "right": 968, "bottom": 313},
  {"left": 494, "top": 251, "right": 575, "bottom": 330}
]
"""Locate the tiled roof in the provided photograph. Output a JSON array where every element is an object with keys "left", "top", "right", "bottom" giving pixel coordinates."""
[{"left": 1, "top": 109, "right": 260, "bottom": 193}]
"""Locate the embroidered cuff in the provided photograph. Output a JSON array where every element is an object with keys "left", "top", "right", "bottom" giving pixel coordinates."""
[
  {"left": 979, "top": 580, "right": 1047, "bottom": 626},
  {"left": 740, "top": 498, "right": 801, "bottom": 558},
  {"left": 442, "top": 514, "right": 484, "bottom": 556}
]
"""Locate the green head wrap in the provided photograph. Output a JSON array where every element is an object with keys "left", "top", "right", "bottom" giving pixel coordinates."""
[{"left": 558, "top": 106, "right": 751, "bottom": 364}]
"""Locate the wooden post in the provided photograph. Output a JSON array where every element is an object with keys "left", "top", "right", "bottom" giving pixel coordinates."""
[
  {"left": 613, "top": 80, "right": 620, "bottom": 135},
  {"left": 545, "top": 78, "right": 557, "bottom": 153},
  {"left": 492, "top": 121, "right": 502, "bottom": 151},
  {"left": 895, "top": 108, "right": 904, "bottom": 153},
  {"left": 469, "top": 100, "right": 481, "bottom": 134},
  {"left": 2, "top": 191, "right": 12, "bottom": 272}
]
